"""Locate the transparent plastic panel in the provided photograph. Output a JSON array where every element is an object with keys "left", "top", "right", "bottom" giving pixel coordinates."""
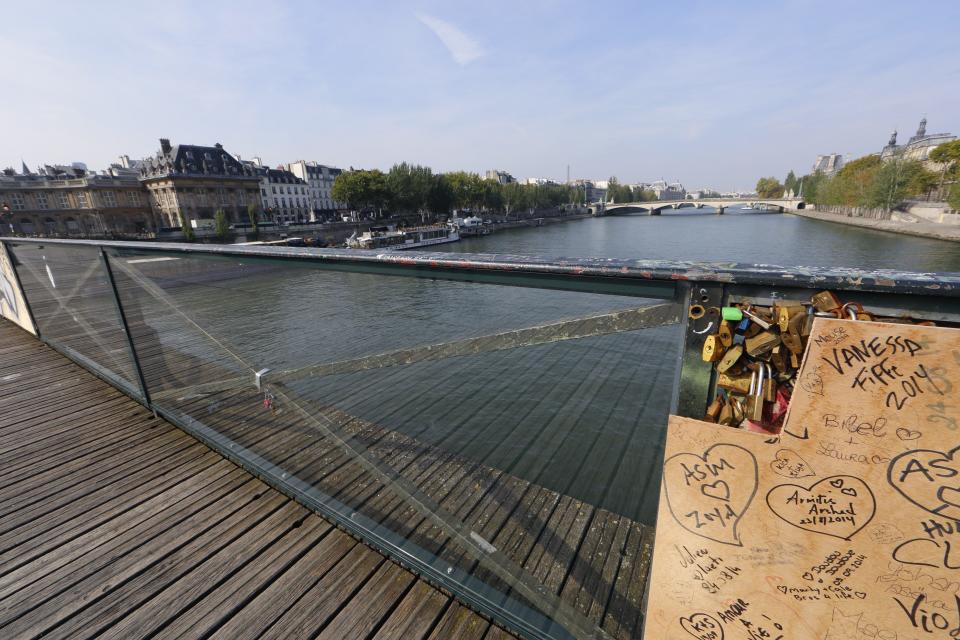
[
  {"left": 109, "top": 247, "right": 681, "bottom": 640},
  {"left": 6, "top": 242, "right": 141, "bottom": 397}
]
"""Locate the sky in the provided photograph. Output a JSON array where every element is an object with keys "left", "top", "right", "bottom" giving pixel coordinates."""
[{"left": 2, "top": 0, "right": 958, "bottom": 191}]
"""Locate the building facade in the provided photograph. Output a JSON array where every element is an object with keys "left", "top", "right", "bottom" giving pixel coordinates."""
[
  {"left": 255, "top": 166, "right": 311, "bottom": 224},
  {"left": 485, "top": 169, "right": 516, "bottom": 185},
  {"left": 647, "top": 179, "right": 686, "bottom": 200},
  {"left": 138, "top": 139, "right": 262, "bottom": 229},
  {"left": 286, "top": 161, "right": 345, "bottom": 220},
  {"left": 880, "top": 118, "right": 956, "bottom": 165},
  {"left": 0, "top": 163, "right": 156, "bottom": 238},
  {"left": 812, "top": 153, "right": 844, "bottom": 175},
  {"left": 571, "top": 179, "right": 607, "bottom": 203}
]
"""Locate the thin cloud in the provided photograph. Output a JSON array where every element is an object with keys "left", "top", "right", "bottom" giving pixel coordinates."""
[{"left": 417, "top": 14, "right": 484, "bottom": 65}]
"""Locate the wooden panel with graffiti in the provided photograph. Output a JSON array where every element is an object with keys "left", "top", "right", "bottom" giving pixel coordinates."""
[{"left": 645, "top": 319, "right": 960, "bottom": 639}]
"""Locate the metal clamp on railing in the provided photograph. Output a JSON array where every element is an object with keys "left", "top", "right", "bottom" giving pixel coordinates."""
[{"left": 254, "top": 368, "right": 270, "bottom": 391}]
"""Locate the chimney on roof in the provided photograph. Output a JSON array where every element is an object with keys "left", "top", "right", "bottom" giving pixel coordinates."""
[
  {"left": 159, "top": 138, "right": 172, "bottom": 154},
  {"left": 215, "top": 142, "right": 223, "bottom": 150}
]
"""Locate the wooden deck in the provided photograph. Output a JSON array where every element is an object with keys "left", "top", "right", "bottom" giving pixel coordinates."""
[{"left": 0, "top": 320, "right": 516, "bottom": 640}]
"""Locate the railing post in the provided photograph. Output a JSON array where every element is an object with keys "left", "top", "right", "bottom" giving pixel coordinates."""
[
  {"left": 1, "top": 239, "right": 42, "bottom": 340},
  {"left": 670, "top": 281, "right": 725, "bottom": 418},
  {"left": 98, "top": 247, "right": 152, "bottom": 407}
]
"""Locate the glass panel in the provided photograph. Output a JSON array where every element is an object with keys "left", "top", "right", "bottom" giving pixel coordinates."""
[
  {"left": 6, "top": 242, "right": 141, "bottom": 397},
  {"left": 107, "top": 247, "right": 681, "bottom": 639}
]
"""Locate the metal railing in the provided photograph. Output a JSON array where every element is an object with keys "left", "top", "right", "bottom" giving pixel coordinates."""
[{"left": 2, "top": 236, "right": 959, "bottom": 640}]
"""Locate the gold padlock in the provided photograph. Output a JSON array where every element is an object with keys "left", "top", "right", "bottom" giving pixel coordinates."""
[
  {"left": 705, "top": 396, "right": 724, "bottom": 422},
  {"left": 811, "top": 290, "right": 841, "bottom": 313},
  {"left": 717, "top": 371, "right": 752, "bottom": 394},
  {"left": 702, "top": 334, "right": 725, "bottom": 362},
  {"left": 718, "top": 401, "right": 734, "bottom": 426},
  {"left": 745, "top": 330, "right": 780, "bottom": 357},
  {"left": 716, "top": 344, "right": 743, "bottom": 373},
  {"left": 776, "top": 304, "right": 805, "bottom": 332},
  {"left": 746, "top": 367, "right": 766, "bottom": 422},
  {"left": 717, "top": 320, "right": 734, "bottom": 348},
  {"left": 763, "top": 363, "right": 777, "bottom": 402}
]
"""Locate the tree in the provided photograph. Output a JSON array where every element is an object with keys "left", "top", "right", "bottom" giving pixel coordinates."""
[
  {"left": 818, "top": 155, "right": 881, "bottom": 206},
  {"left": 949, "top": 184, "right": 960, "bottom": 212},
  {"left": 427, "top": 174, "right": 455, "bottom": 213},
  {"left": 783, "top": 170, "right": 798, "bottom": 195},
  {"left": 482, "top": 180, "right": 503, "bottom": 211},
  {"left": 332, "top": 169, "right": 388, "bottom": 215},
  {"left": 213, "top": 209, "right": 229, "bottom": 241},
  {"left": 930, "top": 140, "right": 960, "bottom": 199},
  {"left": 178, "top": 211, "right": 195, "bottom": 242},
  {"left": 865, "top": 159, "right": 937, "bottom": 209},
  {"left": 756, "top": 177, "right": 784, "bottom": 198},
  {"left": 246, "top": 202, "right": 259, "bottom": 238},
  {"left": 387, "top": 162, "right": 433, "bottom": 213},
  {"left": 446, "top": 171, "right": 484, "bottom": 210}
]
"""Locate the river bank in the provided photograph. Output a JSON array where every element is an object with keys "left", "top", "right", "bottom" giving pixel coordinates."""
[{"left": 789, "top": 207, "right": 960, "bottom": 243}]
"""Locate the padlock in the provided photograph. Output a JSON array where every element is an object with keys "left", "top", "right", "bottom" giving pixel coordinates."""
[
  {"left": 702, "top": 334, "right": 725, "bottom": 362},
  {"left": 841, "top": 302, "right": 871, "bottom": 321},
  {"left": 705, "top": 395, "right": 724, "bottom": 422},
  {"left": 776, "top": 304, "right": 805, "bottom": 332},
  {"left": 770, "top": 346, "right": 788, "bottom": 374},
  {"left": 811, "top": 290, "right": 842, "bottom": 313},
  {"left": 731, "top": 396, "right": 746, "bottom": 424},
  {"left": 718, "top": 401, "right": 734, "bottom": 426},
  {"left": 717, "top": 320, "right": 734, "bottom": 348},
  {"left": 716, "top": 344, "right": 743, "bottom": 373},
  {"left": 746, "top": 367, "right": 766, "bottom": 422},
  {"left": 789, "top": 351, "right": 801, "bottom": 369},
  {"left": 780, "top": 330, "right": 804, "bottom": 355},
  {"left": 742, "top": 306, "right": 773, "bottom": 330},
  {"left": 717, "top": 371, "right": 752, "bottom": 394},
  {"left": 763, "top": 363, "right": 777, "bottom": 402},
  {"left": 745, "top": 329, "right": 780, "bottom": 357}
]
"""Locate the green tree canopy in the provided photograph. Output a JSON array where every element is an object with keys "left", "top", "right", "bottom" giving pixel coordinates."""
[
  {"left": 783, "top": 170, "right": 798, "bottom": 195},
  {"left": 213, "top": 209, "right": 229, "bottom": 240},
  {"left": 756, "top": 177, "right": 785, "bottom": 198},
  {"left": 332, "top": 169, "right": 388, "bottom": 214},
  {"left": 930, "top": 140, "right": 960, "bottom": 168}
]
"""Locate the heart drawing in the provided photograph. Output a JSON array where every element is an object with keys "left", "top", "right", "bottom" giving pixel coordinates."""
[
  {"left": 770, "top": 449, "right": 816, "bottom": 479},
  {"left": 766, "top": 475, "right": 876, "bottom": 540},
  {"left": 888, "top": 445, "right": 960, "bottom": 520},
  {"left": 663, "top": 443, "right": 758, "bottom": 546},
  {"left": 680, "top": 613, "right": 724, "bottom": 640}
]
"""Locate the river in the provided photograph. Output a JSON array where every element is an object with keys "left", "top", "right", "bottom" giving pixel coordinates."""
[{"left": 442, "top": 208, "right": 960, "bottom": 270}]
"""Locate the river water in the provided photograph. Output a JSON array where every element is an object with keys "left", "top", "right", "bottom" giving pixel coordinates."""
[
  {"left": 443, "top": 209, "right": 960, "bottom": 270},
  {"left": 110, "top": 210, "right": 960, "bottom": 527}
]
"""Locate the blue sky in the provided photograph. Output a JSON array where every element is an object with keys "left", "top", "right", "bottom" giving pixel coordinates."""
[{"left": 2, "top": 0, "right": 958, "bottom": 190}]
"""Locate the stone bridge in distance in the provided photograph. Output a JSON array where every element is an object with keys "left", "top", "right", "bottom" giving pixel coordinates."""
[{"left": 591, "top": 197, "right": 806, "bottom": 216}]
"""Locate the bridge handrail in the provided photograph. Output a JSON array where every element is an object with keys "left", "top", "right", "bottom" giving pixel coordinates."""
[{"left": 5, "top": 236, "right": 958, "bottom": 297}]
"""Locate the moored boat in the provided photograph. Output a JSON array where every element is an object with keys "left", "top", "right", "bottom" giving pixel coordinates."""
[{"left": 346, "top": 224, "right": 460, "bottom": 250}]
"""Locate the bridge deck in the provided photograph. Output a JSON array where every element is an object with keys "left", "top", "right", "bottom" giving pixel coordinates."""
[{"left": 0, "top": 320, "right": 515, "bottom": 640}]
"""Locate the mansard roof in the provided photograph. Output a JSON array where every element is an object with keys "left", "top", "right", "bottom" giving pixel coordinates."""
[{"left": 139, "top": 139, "right": 258, "bottom": 180}]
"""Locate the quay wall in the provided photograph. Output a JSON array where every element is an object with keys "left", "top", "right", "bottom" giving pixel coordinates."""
[{"left": 790, "top": 204, "right": 960, "bottom": 243}]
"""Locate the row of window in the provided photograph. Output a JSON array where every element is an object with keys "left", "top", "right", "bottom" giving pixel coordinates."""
[
  {"left": 4, "top": 190, "right": 142, "bottom": 210},
  {"left": 153, "top": 187, "right": 253, "bottom": 209},
  {"left": 267, "top": 184, "right": 307, "bottom": 195}
]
